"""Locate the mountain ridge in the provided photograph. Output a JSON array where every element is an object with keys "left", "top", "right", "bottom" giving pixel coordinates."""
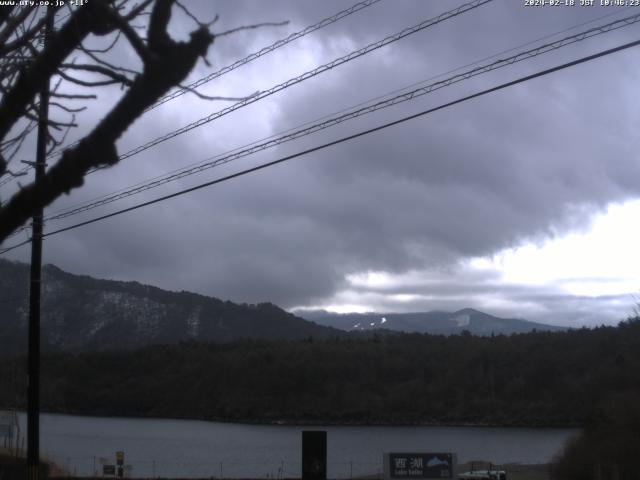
[
  {"left": 0, "top": 259, "right": 346, "bottom": 355},
  {"left": 297, "top": 307, "right": 566, "bottom": 335},
  {"left": 0, "top": 259, "right": 564, "bottom": 356}
]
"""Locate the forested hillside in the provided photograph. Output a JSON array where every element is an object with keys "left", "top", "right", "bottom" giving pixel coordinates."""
[
  {"left": 2, "top": 319, "right": 639, "bottom": 426},
  {"left": 0, "top": 259, "right": 345, "bottom": 354}
]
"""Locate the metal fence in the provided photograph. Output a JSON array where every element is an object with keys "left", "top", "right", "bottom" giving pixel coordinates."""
[{"left": 46, "top": 456, "right": 384, "bottom": 479}]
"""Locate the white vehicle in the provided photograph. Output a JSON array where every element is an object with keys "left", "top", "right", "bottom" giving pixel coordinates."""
[{"left": 458, "top": 467, "right": 507, "bottom": 480}]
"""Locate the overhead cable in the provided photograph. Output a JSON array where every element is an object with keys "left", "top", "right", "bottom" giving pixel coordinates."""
[
  {"left": 35, "top": 11, "right": 640, "bottom": 225},
  {"left": 2, "top": 37, "right": 639, "bottom": 255},
  {"left": 107, "top": 0, "right": 493, "bottom": 164},
  {"left": 148, "top": 0, "right": 384, "bottom": 112},
  {"left": 40, "top": 0, "right": 384, "bottom": 162},
  {"left": 6, "top": 5, "right": 633, "bottom": 200}
]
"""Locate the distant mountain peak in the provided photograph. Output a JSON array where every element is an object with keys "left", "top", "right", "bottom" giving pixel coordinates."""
[{"left": 297, "top": 308, "right": 565, "bottom": 336}]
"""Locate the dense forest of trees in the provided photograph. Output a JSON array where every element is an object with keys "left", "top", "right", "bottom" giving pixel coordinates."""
[
  {"left": 553, "top": 391, "right": 640, "bottom": 479},
  {"left": 2, "top": 318, "right": 639, "bottom": 427}
]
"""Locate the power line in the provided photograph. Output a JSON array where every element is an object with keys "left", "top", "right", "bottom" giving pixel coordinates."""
[
  {"left": 3, "top": 0, "right": 491, "bottom": 234},
  {"left": 1, "top": 237, "right": 31, "bottom": 254},
  {"left": 14, "top": 0, "right": 624, "bottom": 199},
  {"left": 0, "top": 165, "right": 30, "bottom": 187},
  {"left": 101, "top": 0, "right": 493, "bottom": 165},
  {"left": 21, "top": 0, "right": 516, "bottom": 224},
  {"left": 30, "top": 11, "right": 640, "bottom": 228},
  {"left": 2, "top": 37, "right": 638, "bottom": 255},
  {"left": 148, "top": 0, "right": 384, "bottom": 112},
  {"left": 35, "top": 6, "right": 640, "bottom": 224},
  {"left": 348, "top": 5, "right": 635, "bottom": 117},
  {"left": 41, "top": 0, "right": 384, "bottom": 162}
]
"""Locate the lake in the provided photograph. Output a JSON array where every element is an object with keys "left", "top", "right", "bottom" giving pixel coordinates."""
[{"left": 14, "top": 413, "right": 578, "bottom": 478}]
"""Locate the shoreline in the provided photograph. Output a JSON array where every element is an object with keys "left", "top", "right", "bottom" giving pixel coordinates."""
[{"left": 7, "top": 407, "right": 583, "bottom": 429}]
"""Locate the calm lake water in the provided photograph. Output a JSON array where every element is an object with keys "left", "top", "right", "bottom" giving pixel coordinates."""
[{"left": 15, "top": 413, "right": 578, "bottom": 478}]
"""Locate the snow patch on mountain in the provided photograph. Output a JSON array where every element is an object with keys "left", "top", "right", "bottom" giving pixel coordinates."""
[
  {"left": 187, "top": 306, "right": 203, "bottom": 337},
  {"left": 452, "top": 313, "right": 470, "bottom": 327}
]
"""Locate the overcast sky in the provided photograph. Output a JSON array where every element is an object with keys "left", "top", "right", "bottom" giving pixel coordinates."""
[{"left": 3, "top": 0, "right": 640, "bottom": 327}]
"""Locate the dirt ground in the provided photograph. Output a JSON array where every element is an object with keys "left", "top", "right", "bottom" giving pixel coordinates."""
[{"left": 504, "top": 463, "right": 552, "bottom": 480}]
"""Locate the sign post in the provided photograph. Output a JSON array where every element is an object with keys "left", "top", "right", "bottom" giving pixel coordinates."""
[
  {"left": 302, "top": 431, "right": 327, "bottom": 480},
  {"left": 384, "top": 453, "right": 456, "bottom": 480},
  {"left": 103, "top": 465, "right": 116, "bottom": 476},
  {"left": 116, "top": 451, "right": 125, "bottom": 478}
]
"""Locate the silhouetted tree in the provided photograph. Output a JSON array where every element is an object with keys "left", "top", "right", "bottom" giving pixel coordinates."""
[
  {"left": 0, "top": 0, "right": 215, "bottom": 242},
  {"left": 553, "top": 389, "right": 640, "bottom": 480}
]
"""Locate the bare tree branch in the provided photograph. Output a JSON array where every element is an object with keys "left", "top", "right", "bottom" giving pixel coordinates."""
[
  {"left": 0, "top": 0, "right": 214, "bottom": 242},
  {"left": 0, "top": 6, "right": 16, "bottom": 28},
  {"left": 178, "top": 83, "right": 260, "bottom": 102},
  {"left": 0, "top": 7, "right": 35, "bottom": 49},
  {"left": 81, "top": 30, "right": 122, "bottom": 54},
  {"left": 59, "top": 63, "right": 135, "bottom": 86},
  {"left": 2, "top": 168, "right": 29, "bottom": 179},
  {"left": 49, "top": 102, "right": 87, "bottom": 113},
  {"left": 47, "top": 114, "right": 76, "bottom": 154},
  {"left": 175, "top": 1, "right": 218, "bottom": 29},
  {"left": 78, "top": 43, "right": 140, "bottom": 75},
  {"left": 1, "top": 121, "right": 37, "bottom": 165},
  {"left": 124, "top": 0, "right": 155, "bottom": 21},
  {"left": 0, "top": 1, "right": 113, "bottom": 154},
  {"left": 0, "top": 9, "right": 54, "bottom": 57},
  {"left": 216, "top": 20, "right": 289, "bottom": 38},
  {"left": 23, "top": 110, "right": 77, "bottom": 130},
  {"left": 56, "top": 69, "right": 123, "bottom": 88},
  {"left": 108, "top": 12, "right": 154, "bottom": 64},
  {"left": 147, "top": 0, "right": 172, "bottom": 52},
  {"left": 50, "top": 92, "right": 98, "bottom": 100}
]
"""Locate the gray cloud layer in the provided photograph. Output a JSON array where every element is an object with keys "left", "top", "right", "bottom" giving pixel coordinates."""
[{"left": 4, "top": 1, "right": 640, "bottom": 325}]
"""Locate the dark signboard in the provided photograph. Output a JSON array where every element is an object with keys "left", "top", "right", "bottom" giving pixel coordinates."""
[
  {"left": 388, "top": 453, "right": 453, "bottom": 479},
  {"left": 302, "top": 430, "right": 327, "bottom": 480},
  {"left": 103, "top": 465, "right": 116, "bottom": 476}
]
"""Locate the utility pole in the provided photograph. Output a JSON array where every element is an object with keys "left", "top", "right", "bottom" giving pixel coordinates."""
[{"left": 27, "top": 8, "right": 53, "bottom": 480}]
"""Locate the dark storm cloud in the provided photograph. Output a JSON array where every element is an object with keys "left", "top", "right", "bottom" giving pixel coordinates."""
[{"left": 4, "top": 0, "right": 640, "bottom": 325}]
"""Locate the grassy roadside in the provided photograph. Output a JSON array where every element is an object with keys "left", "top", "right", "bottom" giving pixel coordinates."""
[
  {"left": 2, "top": 453, "right": 552, "bottom": 480},
  {"left": 0, "top": 449, "right": 68, "bottom": 478}
]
